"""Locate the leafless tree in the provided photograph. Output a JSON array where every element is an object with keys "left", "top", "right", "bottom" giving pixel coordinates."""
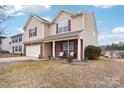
[{"left": 0, "top": 5, "right": 9, "bottom": 35}]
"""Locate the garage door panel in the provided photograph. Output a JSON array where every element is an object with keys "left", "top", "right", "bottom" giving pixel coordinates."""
[{"left": 26, "top": 45, "right": 41, "bottom": 58}]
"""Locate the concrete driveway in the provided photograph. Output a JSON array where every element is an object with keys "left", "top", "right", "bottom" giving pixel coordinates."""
[{"left": 0, "top": 57, "right": 38, "bottom": 62}]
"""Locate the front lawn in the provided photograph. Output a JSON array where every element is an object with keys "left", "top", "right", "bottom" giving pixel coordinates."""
[{"left": 0, "top": 59, "right": 124, "bottom": 88}]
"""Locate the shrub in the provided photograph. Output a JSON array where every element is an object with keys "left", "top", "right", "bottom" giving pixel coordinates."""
[
  {"left": 84, "top": 45, "right": 101, "bottom": 59},
  {"left": 67, "top": 56, "right": 73, "bottom": 63}
]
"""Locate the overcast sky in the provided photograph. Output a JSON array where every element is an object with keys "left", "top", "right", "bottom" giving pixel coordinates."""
[{"left": 0, "top": 5, "right": 124, "bottom": 45}]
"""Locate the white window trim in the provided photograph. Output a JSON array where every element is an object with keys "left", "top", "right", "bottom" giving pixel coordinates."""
[
  {"left": 63, "top": 41, "right": 74, "bottom": 56},
  {"left": 58, "top": 19, "right": 68, "bottom": 34},
  {"left": 29, "top": 26, "right": 37, "bottom": 38}
]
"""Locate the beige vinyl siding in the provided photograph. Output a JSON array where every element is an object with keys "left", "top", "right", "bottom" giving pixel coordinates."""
[
  {"left": 71, "top": 15, "right": 84, "bottom": 31},
  {"left": 23, "top": 17, "right": 45, "bottom": 43},
  {"left": 43, "top": 43, "right": 52, "bottom": 58},
  {"left": 44, "top": 24, "right": 49, "bottom": 37},
  {"left": 79, "top": 13, "right": 98, "bottom": 59},
  {"left": 55, "top": 11, "right": 72, "bottom": 22},
  {"left": 48, "top": 12, "right": 84, "bottom": 36},
  {"left": 48, "top": 23, "right": 56, "bottom": 36}
]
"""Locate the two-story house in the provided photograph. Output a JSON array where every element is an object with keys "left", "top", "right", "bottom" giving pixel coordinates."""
[
  {"left": 23, "top": 9, "right": 97, "bottom": 60},
  {"left": 11, "top": 33, "right": 23, "bottom": 53},
  {"left": 2, "top": 33, "right": 24, "bottom": 54}
]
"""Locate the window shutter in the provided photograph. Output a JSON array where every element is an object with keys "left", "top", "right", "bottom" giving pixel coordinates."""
[
  {"left": 56, "top": 23, "right": 58, "bottom": 34},
  {"left": 35, "top": 26, "right": 37, "bottom": 36},
  {"left": 68, "top": 20, "right": 71, "bottom": 31}
]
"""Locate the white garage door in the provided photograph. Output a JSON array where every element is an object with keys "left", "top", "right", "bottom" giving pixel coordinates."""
[{"left": 26, "top": 45, "right": 41, "bottom": 58}]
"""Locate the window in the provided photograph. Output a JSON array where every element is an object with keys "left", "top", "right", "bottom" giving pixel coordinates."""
[
  {"left": 12, "top": 34, "right": 22, "bottom": 43},
  {"left": 19, "top": 36, "right": 22, "bottom": 42},
  {"left": 15, "top": 37, "right": 18, "bottom": 42},
  {"left": 29, "top": 26, "right": 37, "bottom": 38},
  {"left": 15, "top": 46, "right": 18, "bottom": 52},
  {"left": 34, "top": 26, "right": 37, "bottom": 36},
  {"left": 63, "top": 41, "right": 74, "bottom": 56},
  {"left": 12, "top": 38, "right": 16, "bottom": 43},
  {"left": 58, "top": 20, "right": 69, "bottom": 33},
  {"left": 19, "top": 46, "right": 22, "bottom": 52},
  {"left": 12, "top": 39, "right": 14, "bottom": 43}
]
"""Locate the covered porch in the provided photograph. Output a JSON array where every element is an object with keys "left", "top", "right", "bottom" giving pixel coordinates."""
[{"left": 43, "top": 30, "right": 83, "bottom": 60}]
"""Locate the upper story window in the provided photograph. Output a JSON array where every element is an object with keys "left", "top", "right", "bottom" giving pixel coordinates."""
[
  {"left": 29, "top": 26, "right": 37, "bottom": 38},
  {"left": 12, "top": 34, "right": 22, "bottom": 43},
  {"left": 57, "top": 19, "right": 71, "bottom": 34},
  {"left": 15, "top": 37, "right": 18, "bottom": 42},
  {"left": 19, "top": 36, "right": 22, "bottom": 42},
  {"left": 58, "top": 20, "right": 68, "bottom": 33},
  {"left": 12, "top": 39, "right": 14, "bottom": 43}
]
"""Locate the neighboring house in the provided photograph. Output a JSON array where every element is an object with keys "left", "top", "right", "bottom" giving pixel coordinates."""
[
  {"left": 1, "top": 37, "right": 12, "bottom": 52},
  {"left": 11, "top": 33, "right": 23, "bottom": 54},
  {"left": 1, "top": 33, "right": 24, "bottom": 54},
  {"left": 23, "top": 9, "right": 97, "bottom": 60},
  {"left": 0, "top": 36, "right": 6, "bottom": 50},
  {"left": 105, "top": 50, "right": 124, "bottom": 58}
]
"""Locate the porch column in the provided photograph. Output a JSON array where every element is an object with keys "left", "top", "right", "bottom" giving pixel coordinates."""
[
  {"left": 52, "top": 41, "right": 55, "bottom": 58},
  {"left": 78, "top": 38, "right": 81, "bottom": 60}
]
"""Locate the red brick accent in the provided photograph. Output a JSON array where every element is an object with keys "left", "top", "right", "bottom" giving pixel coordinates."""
[
  {"left": 55, "top": 41, "right": 64, "bottom": 57},
  {"left": 73, "top": 39, "right": 77, "bottom": 58}
]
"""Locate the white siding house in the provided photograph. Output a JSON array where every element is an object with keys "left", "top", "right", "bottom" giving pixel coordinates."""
[
  {"left": 1, "top": 33, "right": 24, "bottom": 54},
  {"left": 2, "top": 37, "right": 12, "bottom": 53}
]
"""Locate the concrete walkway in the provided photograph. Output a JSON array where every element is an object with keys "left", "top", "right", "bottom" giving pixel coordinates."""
[{"left": 0, "top": 57, "right": 38, "bottom": 62}]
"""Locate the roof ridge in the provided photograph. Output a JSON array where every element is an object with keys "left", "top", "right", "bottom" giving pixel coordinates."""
[{"left": 33, "top": 15, "right": 49, "bottom": 23}]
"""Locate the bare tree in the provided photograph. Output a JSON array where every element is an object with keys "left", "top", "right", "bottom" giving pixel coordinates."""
[{"left": 0, "top": 5, "right": 9, "bottom": 35}]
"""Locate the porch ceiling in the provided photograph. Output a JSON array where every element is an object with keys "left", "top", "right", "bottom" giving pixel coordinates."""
[{"left": 43, "top": 29, "right": 83, "bottom": 42}]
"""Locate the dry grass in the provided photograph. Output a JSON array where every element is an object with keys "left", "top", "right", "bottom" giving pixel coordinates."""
[{"left": 0, "top": 58, "right": 124, "bottom": 88}]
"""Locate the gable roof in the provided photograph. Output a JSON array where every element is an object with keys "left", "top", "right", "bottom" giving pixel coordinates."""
[
  {"left": 23, "top": 15, "right": 49, "bottom": 30},
  {"left": 23, "top": 9, "right": 93, "bottom": 30},
  {"left": 33, "top": 15, "right": 49, "bottom": 23},
  {"left": 11, "top": 33, "right": 23, "bottom": 38},
  {"left": 0, "top": 36, "right": 6, "bottom": 39},
  {"left": 52, "top": 9, "right": 74, "bottom": 21}
]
